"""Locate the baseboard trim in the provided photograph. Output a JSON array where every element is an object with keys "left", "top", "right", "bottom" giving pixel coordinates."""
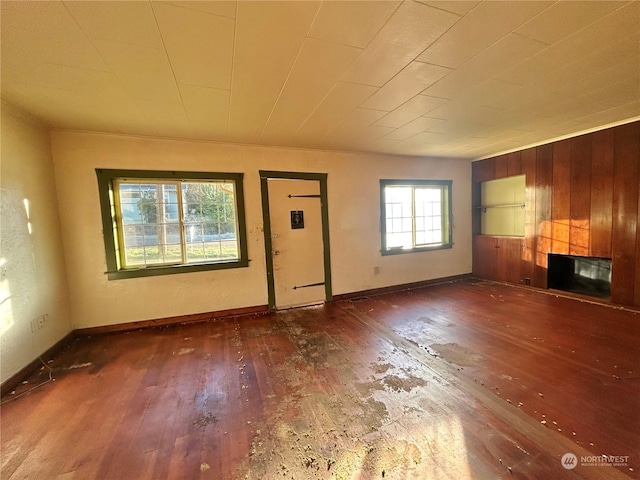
[
  {"left": 332, "top": 273, "right": 472, "bottom": 302},
  {"left": 74, "top": 304, "right": 270, "bottom": 336},
  {"left": 1, "top": 331, "right": 76, "bottom": 398}
]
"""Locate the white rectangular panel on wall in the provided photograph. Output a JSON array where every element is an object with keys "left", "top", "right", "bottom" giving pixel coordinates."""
[{"left": 480, "top": 174, "right": 525, "bottom": 236}]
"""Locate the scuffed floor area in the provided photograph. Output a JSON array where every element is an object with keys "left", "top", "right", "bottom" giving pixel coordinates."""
[{"left": 2, "top": 280, "right": 638, "bottom": 479}]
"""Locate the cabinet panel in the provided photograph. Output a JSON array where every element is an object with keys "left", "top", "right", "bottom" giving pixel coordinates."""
[
  {"left": 473, "top": 236, "right": 497, "bottom": 280},
  {"left": 474, "top": 236, "right": 523, "bottom": 284}
]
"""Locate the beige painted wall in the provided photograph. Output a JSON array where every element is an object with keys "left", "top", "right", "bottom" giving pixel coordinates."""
[
  {"left": 1, "top": 103, "right": 72, "bottom": 384},
  {"left": 51, "top": 131, "right": 472, "bottom": 329}
]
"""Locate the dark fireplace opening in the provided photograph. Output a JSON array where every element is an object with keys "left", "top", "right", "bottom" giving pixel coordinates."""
[{"left": 547, "top": 254, "right": 611, "bottom": 299}]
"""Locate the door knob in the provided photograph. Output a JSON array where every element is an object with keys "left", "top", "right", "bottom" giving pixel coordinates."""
[{"left": 272, "top": 250, "right": 280, "bottom": 256}]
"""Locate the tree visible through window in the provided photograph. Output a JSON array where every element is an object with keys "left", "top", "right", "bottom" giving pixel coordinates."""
[
  {"left": 96, "top": 170, "right": 247, "bottom": 279},
  {"left": 381, "top": 180, "right": 452, "bottom": 255}
]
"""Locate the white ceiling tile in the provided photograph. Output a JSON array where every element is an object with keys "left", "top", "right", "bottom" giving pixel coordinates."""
[
  {"left": 323, "top": 124, "right": 395, "bottom": 151},
  {"left": 135, "top": 98, "right": 191, "bottom": 134},
  {"left": 309, "top": 1, "right": 401, "bottom": 48},
  {"left": 496, "top": 2, "right": 639, "bottom": 86},
  {"left": 161, "top": 1, "right": 237, "bottom": 19},
  {"left": 423, "top": 33, "right": 548, "bottom": 98},
  {"left": 375, "top": 95, "right": 449, "bottom": 128},
  {"left": 2, "top": 82, "right": 149, "bottom": 133},
  {"left": 390, "top": 131, "right": 449, "bottom": 156},
  {"left": 228, "top": 1, "right": 320, "bottom": 143},
  {"left": 553, "top": 53, "right": 639, "bottom": 101},
  {"left": 1, "top": 62, "right": 124, "bottom": 99},
  {"left": 418, "top": 1, "right": 480, "bottom": 16},
  {"left": 294, "top": 82, "right": 378, "bottom": 142},
  {"left": 480, "top": 80, "right": 535, "bottom": 110},
  {"left": 341, "top": 1, "right": 459, "bottom": 86},
  {"left": 333, "top": 108, "right": 388, "bottom": 130},
  {"left": 65, "top": 1, "right": 163, "bottom": 49},
  {"left": 515, "top": 1, "right": 625, "bottom": 45},
  {"left": 322, "top": 108, "right": 389, "bottom": 144},
  {"left": 385, "top": 117, "right": 444, "bottom": 141},
  {"left": 152, "top": 2, "right": 234, "bottom": 89},
  {"left": 179, "top": 84, "right": 229, "bottom": 140},
  {"left": 362, "top": 62, "right": 451, "bottom": 111},
  {"left": 260, "top": 38, "right": 363, "bottom": 145},
  {"left": 1, "top": 1, "right": 108, "bottom": 71},
  {"left": 417, "top": 1, "right": 553, "bottom": 68},
  {"left": 551, "top": 77, "right": 640, "bottom": 122},
  {"left": 92, "top": 40, "right": 181, "bottom": 103},
  {"left": 569, "top": 101, "right": 640, "bottom": 129}
]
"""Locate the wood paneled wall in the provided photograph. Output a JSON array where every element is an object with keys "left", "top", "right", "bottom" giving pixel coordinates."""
[{"left": 472, "top": 121, "right": 640, "bottom": 306}]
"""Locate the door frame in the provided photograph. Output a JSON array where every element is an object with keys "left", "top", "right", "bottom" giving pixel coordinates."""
[{"left": 259, "top": 170, "right": 332, "bottom": 310}]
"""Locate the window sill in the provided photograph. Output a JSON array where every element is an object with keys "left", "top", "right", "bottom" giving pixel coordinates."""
[
  {"left": 381, "top": 243, "right": 453, "bottom": 256},
  {"left": 106, "top": 259, "right": 249, "bottom": 280}
]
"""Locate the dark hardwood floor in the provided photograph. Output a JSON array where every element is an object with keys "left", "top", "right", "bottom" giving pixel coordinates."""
[{"left": 2, "top": 279, "right": 638, "bottom": 479}]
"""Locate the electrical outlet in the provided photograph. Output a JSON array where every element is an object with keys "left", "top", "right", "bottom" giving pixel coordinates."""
[
  {"left": 30, "top": 314, "right": 48, "bottom": 333},
  {"left": 373, "top": 266, "right": 380, "bottom": 275}
]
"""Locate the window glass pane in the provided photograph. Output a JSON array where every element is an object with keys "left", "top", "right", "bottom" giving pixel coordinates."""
[
  {"left": 387, "top": 233, "right": 406, "bottom": 248},
  {"left": 386, "top": 186, "right": 410, "bottom": 203},
  {"left": 186, "top": 243, "right": 205, "bottom": 263},
  {"left": 122, "top": 225, "right": 143, "bottom": 246},
  {"left": 120, "top": 203, "right": 142, "bottom": 225},
  {"left": 390, "top": 203, "right": 403, "bottom": 219},
  {"left": 118, "top": 182, "right": 182, "bottom": 267},
  {"left": 143, "top": 246, "right": 161, "bottom": 264},
  {"left": 137, "top": 185, "right": 158, "bottom": 225},
  {"left": 119, "top": 184, "right": 140, "bottom": 203},
  {"left": 124, "top": 246, "right": 145, "bottom": 266},
  {"left": 184, "top": 223, "right": 203, "bottom": 243},
  {"left": 163, "top": 245, "right": 182, "bottom": 263},
  {"left": 182, "top": 182, "right": 239, "bottom": 263},
  {"left": 164, "top": 223, "right": 181, "bottom": 244}
]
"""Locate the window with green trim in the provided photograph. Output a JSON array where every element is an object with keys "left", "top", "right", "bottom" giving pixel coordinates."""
[
  {"left": 380, "top": 180, "right": 453, "bottom": 255},
  {"left": 96, "top": 170, "right": 248, "bottom": 279}
]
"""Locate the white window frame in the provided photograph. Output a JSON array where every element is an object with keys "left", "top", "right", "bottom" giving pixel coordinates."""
[{"left": 380, "top": 179, "right": 453, "bottom": 255}]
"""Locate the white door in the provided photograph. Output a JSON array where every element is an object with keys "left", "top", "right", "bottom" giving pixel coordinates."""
[{"left": 267, "top": 178, "right": 326, "bottom": 309}]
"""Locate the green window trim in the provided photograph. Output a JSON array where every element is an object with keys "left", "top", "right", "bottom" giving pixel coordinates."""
[
  {"left": 380, "top": 179, "right": 453, "bottom": 256},
  {"left": 96, "top": 169, "right": 249, "bottom": 280}
]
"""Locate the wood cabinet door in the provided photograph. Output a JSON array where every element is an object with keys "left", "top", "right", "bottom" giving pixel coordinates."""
[
  {"left": 473, "top": 235, "right": 498, "bottom": 280},
  {"left": 474, "top": 236, "right": 524, "bottom": 284},
  {"left": 498, "top": 237, "right": 523, "bottom": 285}
]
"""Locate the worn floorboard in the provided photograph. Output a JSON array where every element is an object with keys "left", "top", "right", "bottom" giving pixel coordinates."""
[{"left": 1, "top": 279, "right": 638, "bottom": 479}]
